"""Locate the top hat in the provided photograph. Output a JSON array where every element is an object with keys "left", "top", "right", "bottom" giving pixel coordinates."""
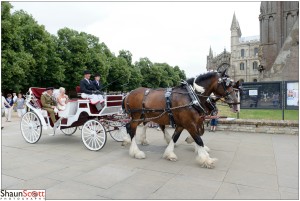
[
  {"left": 94, "top": 73, "right": 101, "bottom": 77},
  {"left": 83, "top": 70, "right": 91, "bottom": 75}
]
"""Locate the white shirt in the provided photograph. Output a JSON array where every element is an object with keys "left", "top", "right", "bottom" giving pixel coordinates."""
[
  {"left": 2, "top": 96, "right": 9, "bottom": 108},
  {"left": 85, "top": 78, "right": 90, "bottom": 84}
]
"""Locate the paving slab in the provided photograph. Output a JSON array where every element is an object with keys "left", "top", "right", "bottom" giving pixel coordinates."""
[
  {"left": 214, "top": 182, "right": 281, "bottom": 199},
  {"left": 1, "top": 113, "right": 298, "bottom": 199}
]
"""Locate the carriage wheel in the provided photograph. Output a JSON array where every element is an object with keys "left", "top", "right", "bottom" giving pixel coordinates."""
[
  {"left": 81, "top": 120, "right": 107, "bottom": 151},
  {"left": 109, "top": 121, "right": 127, "bottom": 142},
  {"left": 61, "top": 127, "right": 77, "bottom": 136},
  {"left": 20, "top": 111, "right": 42, "bottom": 144}
]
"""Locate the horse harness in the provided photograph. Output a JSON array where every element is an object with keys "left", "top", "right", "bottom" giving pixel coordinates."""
[{"left": 124, "top": 82, "right": 207, "bottom": 126}]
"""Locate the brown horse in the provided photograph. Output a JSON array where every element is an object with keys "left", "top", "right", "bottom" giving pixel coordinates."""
[
  {"left": 122, "top": 70, "right": 240, "bottom": 168},
  {"left": 139, "top": 73, "right": 241, "bottom": 149}
]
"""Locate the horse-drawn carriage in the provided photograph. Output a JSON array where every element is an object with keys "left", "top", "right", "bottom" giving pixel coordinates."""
[{"left": 20, "top": 87, "right": 128, "bottom": 151}]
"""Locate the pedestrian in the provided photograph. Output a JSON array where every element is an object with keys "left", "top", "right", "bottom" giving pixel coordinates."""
[
  {"left": 5, "top": 94, "right": 14, "bottom": 122},
  {"left": 1, "top": 92, "right": 10, "bottom": 129},
  {"left": 16, "top": 93, "right": 26, "bottom": 118},
  {"left": 12, "top": 93, "right": 17, "bottom": 112},
  {"left": 209, "top": 110, "right": 219, "bottom": 132}
]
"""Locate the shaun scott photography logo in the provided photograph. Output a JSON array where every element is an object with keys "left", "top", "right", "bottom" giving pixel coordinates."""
[{"left": 0, "top": 190, "right": 46, "bottom": 200}]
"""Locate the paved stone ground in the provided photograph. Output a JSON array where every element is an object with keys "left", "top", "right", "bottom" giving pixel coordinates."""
[{"left": 1, "top": 112, "right": 299, "bottom": 199}]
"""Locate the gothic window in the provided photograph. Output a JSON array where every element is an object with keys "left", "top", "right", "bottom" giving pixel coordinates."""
[
  {"left": 240, "top": 62, "right": 245, "bottom": 70},
  {"left": 241, "top": 49, "right": 245, "bottom": 57},
  {"left": 253, "top": 61, "right": 258, "bottom": 70},
  {"left": 254, "top": 48, "right": 258, "bottom": 56}
]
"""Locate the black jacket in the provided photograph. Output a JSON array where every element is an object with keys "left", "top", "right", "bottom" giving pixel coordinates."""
[
  {"left": 92, "top": 80, "right": 103, "bottom": 91},
  {"left": 80, "top": 79, "right": 95, "bottom": 94}
]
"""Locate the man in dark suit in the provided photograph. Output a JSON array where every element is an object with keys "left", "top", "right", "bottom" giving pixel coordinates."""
[
  {"left": 80, "top": 70, "right": 104, "bottom": 109},
  {"left": 92, "top": 73, "right": 103, "bottom": 93},
  {"left": 80, "top": 70, "right": 96, "bottom": 94}
]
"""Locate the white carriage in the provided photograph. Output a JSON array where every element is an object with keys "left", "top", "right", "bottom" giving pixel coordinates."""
[{"left": 20, "top": 87, "right": 129, "bottom": 151}]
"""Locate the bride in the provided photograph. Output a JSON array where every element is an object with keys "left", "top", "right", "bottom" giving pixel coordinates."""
[{"left": 57, "top": 87, "right": 69, "bottom": 111}]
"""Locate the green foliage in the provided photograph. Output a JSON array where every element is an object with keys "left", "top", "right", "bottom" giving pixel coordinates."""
[{"left": 1, "top": 2, "right": 186, "bottom": 94}]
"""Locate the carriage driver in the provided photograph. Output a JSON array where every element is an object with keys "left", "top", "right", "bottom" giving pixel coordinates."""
[
  {"left": 80, "top": 70, "right": 104, "bottom": 110},
  {"left": 41, "top": 87, "right": 58, "bottom": 126}
]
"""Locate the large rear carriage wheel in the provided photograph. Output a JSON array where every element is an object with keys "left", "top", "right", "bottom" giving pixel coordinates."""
[
  {"left": 20, "top": 111, "right": 42, "bottom": 144},
  {"left": 81, "top": 120, "right": 107, "bottom": 151}
]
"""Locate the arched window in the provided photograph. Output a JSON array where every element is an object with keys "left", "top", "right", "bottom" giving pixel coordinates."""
[
  {"left": 254, "top": 48, "right": 258, "bottom": 56},
  {"left": 253, "top": 78, "right": 258, "bottom": 82},
  {"left": 240, "top": 62, "right": 245, "bottom": 70},
  {"left": 241, "top": 49, "right": 245, "bottom": 57},
  {"left": 253, "top": 61, "right": 258, "bottom": 70}
]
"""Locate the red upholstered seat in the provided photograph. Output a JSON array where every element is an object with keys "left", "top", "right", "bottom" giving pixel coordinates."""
[{"left": 76, "top": 86, "right": 81, "bottom": 93}]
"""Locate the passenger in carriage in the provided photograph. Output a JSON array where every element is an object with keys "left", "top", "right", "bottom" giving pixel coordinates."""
[
  {"left": 41, "top": 87, "right": 58, "bottom": 125},
  {"left": 57, "top": 87, "right": 69, "bottom": 111},
  {"left": 80, "top": 70, "right": 104, "bottom": 110}
]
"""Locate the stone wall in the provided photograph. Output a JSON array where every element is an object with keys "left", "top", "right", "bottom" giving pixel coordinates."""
[{"left": 208, "top": 119, "right": 298, "bottom": 135}]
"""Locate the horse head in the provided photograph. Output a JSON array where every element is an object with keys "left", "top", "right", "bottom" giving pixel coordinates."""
[{"left": 214, "top": 70, "right": 240, "bottom": 112}]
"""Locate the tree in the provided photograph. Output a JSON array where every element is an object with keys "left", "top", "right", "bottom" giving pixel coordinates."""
[
  {"left": 118, "top": 50, "right": 133, "bottom": 66},
  {"left": 107, "top": 57, "right": 131, "bottom": 92}
]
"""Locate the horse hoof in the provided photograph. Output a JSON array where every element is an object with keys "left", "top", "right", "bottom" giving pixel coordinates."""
[
  {"left": 141, "top": 140, "right": 149, "bottom": 146},
  {"left": 163, "top": 152, "right": 178, "bottom": 161},
  {"left": 135, "top": 151, "right": 146, "bottom": 159},
  {"left": 196, "top": 156, "right": 218, "bottom": 169}
]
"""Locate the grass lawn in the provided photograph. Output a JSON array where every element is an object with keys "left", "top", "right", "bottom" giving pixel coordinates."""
[{"left": 217, "top": 103, "right": 299, "bottom": 120}]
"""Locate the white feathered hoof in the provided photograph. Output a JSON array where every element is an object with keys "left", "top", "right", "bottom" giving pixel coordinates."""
[
  {"left": 196, "top": 146, "right": 217, "bottom": 169},
  {"left": 135, "top": 150, "right": 146, "bottom": 159},
  {"left": 163, "top": 151, "right": 178, "bottom": 161},
  {"left": 196, "top": 156, "right": 217, "bottom": 169},
  {"left": 129, "top": 146, "right": 146, "bottom": 159},
  {"left": 140, "top": 139, "right": 149, "bottom": 146}
]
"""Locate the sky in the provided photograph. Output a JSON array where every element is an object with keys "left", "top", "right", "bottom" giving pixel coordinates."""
[{"left": 11, "top": 1, "right": 261, "bottom": 78}]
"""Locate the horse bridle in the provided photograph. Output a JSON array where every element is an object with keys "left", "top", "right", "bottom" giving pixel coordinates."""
[{"left": 217, "top": 77, "right": 240, "bottom": 105}]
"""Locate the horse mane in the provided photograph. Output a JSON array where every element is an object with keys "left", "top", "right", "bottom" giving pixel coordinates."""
[
  {"left": 195, "top": 71, "right": 218, "bottom": 83},
  {"left": 185, "top": 71, "right": 218, "bottom": 85},
  {"left": 186, "top": 78, "right": 195, "bottom": 85}
]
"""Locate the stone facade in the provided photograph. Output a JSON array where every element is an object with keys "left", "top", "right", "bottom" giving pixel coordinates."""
[
  {"left": 258, "top": 1, "right": 299, "bottom": 81},
  {"left": 207, "top": 13, "right": 260, "bottom": 82}
]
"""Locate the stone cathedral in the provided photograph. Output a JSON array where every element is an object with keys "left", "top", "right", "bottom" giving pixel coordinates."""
[{"left": 206, "top": 1, "right": 299, "bottom": 82}]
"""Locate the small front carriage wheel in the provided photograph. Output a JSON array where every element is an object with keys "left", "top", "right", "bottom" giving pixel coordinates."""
[
  {"left": 109, "top": 121, "right": 127, "bottom": 142},
  {"left": 61, "top": 127, "right": 77, "bottom": 136},
  {"left": 20, "top": 111, "right": 42, "bottom": 144},
  {"left": 81, "top": 120, "right": 107, "bottom": 151}
]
